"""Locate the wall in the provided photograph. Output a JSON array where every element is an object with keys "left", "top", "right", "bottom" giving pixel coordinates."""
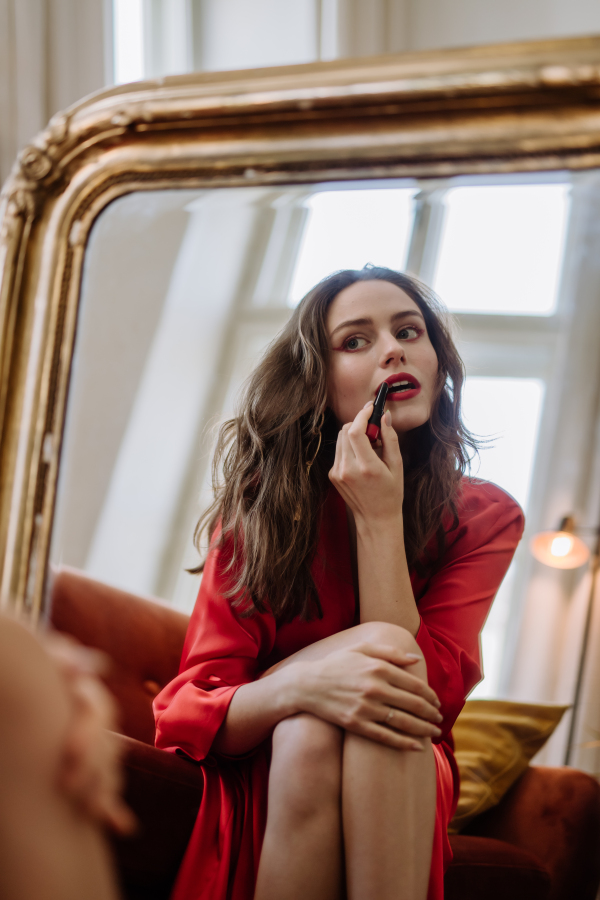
[
  {"left": 143, "top": 0, "right": 600, "bottom": 76},
  {"left": 406, "top": 0, "right": 600, "bottom": 52},
  {"left": 0, "top": 0, "right": 110, "bottom": 186}
]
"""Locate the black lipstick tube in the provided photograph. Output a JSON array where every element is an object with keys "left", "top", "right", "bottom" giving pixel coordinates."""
[{"left": 366, "top": 382, "right": 389, "bottom": 443}]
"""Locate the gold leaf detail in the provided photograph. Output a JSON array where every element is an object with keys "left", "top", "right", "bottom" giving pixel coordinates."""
[
  {"left": 111, "top": 109, "right": 133, "bottom": 127},
  {"left": 9, "top": 189, "right": 35, "bottom": 218},
  {"left": 47, "top": 113, "right": 70, "bottom": 145},
  {"left": 19, "top": 146, "right": 52, "bottom": 181}
]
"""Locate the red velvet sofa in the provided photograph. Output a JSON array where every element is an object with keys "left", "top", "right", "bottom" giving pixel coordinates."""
[{"left": 48, "top": 566, "right": 600, "bottom": 900}]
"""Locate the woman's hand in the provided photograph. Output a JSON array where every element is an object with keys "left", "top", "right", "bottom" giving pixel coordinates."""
[
  {"left": 43, "top": 633, "right": 136, "bottom": 835},
  {"left": 291, "top": 642, "right": 443, "bottom": 751},
  {"left": 329, "top": 403, "right": 404, "bottom": 528}
]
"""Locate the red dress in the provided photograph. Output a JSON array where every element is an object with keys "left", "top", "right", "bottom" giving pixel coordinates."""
[{"left": 154, "top": 478, "right": 524, "bottom": 900}]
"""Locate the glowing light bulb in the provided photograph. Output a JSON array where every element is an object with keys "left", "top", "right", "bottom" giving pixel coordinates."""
[
  {"left": 531, "top": 527, "right": 590, "bottom": 569},
  {"left": 550, "top": 535, "right": 573, "bottom": 557}
]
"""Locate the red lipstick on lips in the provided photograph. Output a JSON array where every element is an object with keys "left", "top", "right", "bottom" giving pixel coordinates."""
[{"left": 382, "top": 372, "right": 421, "bottom": 401}]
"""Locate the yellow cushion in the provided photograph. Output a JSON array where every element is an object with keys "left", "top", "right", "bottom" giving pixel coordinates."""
[{"left": 448, "top": 698, "right": 568, "bottom": 834}]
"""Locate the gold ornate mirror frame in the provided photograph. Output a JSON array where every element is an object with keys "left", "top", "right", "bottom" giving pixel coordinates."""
[{"left": 2, "top": 34, "right": 600, "bottom": 620}]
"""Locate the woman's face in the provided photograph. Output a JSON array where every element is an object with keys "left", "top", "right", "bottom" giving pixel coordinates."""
[{"left": 326, "top": 280, "right": 439, "bottom": 434}]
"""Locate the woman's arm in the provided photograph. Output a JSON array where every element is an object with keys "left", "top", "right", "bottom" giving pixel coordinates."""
[
  {"left": 330, "top": 409, "right": 525, "bottom": 740},
  {"left": 355, "top": 512, "right": 419, "bottom": 633},
  {"left": 213, "top": 641, "right": 442, "bottom": 756},
  {"left": 211, "top": 664, "right": 298, "bottom": 755},
  {"left": 330, "top": 405, "right": 420, "bottom": 634}
]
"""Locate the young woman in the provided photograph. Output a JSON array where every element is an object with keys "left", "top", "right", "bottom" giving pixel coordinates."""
[{"left": 154, "top": 266, "right": 524, "bottom": 900}]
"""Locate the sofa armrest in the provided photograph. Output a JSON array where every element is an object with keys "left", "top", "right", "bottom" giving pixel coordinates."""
[
  {"left": 110, "top": 734, "right": 202, "bottom": 900},
  {"left": 464, "top": 766, "right": 600, "bottom": 900},
  {"left": 446, "top": 835, "right": 551, "bottom": 900},
  {"left": 49, "top": 566, "right": 189, "bottom": 745}
]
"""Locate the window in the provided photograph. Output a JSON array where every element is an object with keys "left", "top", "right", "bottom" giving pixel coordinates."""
[
  {"left": 113, "top": 0, "right": 145, "bottom": 84},
  {"left": 463, "top": 377, "right": 545, "bottom": 511},
  {"left": 289, "top": 187, "right": 415, "bottom": 305},
  {"left": 112, "top": 0, "right": 199, "bottom": 83},
  {"left": 462, "top": 377, "right": 545, "bottom": 697},
  {"left": 433, "top": 184, "right": 570, "bottom": 315}
]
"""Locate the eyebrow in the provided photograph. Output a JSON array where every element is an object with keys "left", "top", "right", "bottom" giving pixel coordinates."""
[{"left": 330, "top": 309, "right": 425, "bottom": 339}]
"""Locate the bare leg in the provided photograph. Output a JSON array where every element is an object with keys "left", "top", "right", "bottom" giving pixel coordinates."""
[
  {"left": 255, "top": 621, "right": 438, "bottom": 900},
  {"left": 0, "top": 616, "right": 122, "bottom": 900},
  {"left": 342, "top": 627, "right": 436, "bottom": 900},
  {"left": 254, "top": 714, "right": 344, "bottom": 900}
]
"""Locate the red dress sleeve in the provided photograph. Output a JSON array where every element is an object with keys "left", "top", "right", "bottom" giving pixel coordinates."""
[
  {"left": 412, "top": 480, "right": 524, "bottom": 741},
  {"left": 153, "top": 543, "right": 276, "bottom": 761}
]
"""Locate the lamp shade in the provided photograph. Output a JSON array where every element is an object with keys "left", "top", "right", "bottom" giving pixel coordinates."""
[{"left": 530, "top": 530, "right": 590, "bottom": 569}]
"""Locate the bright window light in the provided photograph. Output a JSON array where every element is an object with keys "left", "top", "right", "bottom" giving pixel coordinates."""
[
  {"left": 113, "top": 0, "right": 145, "bottom": 85},
  {"left": 462, "top": 376, "right": 545, "bottom": 509},
  {"left": 289, "top": 189, "right": 415, "bottom": 306},
  {"left": 463, "top": 376, "right": 545, "bottom": 700},
  {"left": 433, "top": 184, "right": 570, "bottom": 315}
]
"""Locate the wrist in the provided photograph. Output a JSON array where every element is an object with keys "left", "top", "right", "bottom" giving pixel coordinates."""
[
  {"left": 354, "top": 510, "right": 404, "bottom": 542},
  {"left": 274, "top": 662, "right": 310, "bottom": 718}
]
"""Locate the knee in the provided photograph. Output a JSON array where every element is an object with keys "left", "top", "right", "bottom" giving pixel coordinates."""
[
  {"left": 354, "top": 621, "right": 428, "bottom": 679},
  {"left": 270, "top": 715, "right": 342, "bottom": 819},
  {"left": 356, "top": 621, "right": 419, "bottom": 654}
]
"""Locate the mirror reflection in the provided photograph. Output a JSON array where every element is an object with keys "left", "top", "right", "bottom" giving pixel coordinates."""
[{"left": 50, "top": 169, "right": 596, "bottom": 703}]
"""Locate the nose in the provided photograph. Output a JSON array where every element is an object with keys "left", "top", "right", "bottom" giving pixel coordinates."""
[{"left": 379, "top": 332, "right": 407, "bottom": 368}]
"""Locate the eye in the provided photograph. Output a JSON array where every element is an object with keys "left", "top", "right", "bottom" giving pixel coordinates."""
[
  {"left": 343, "top": 336, "right": 368, "bottom": 351},
  {"left": 397, "top": 325, "right": 422, "bottom": 341}
]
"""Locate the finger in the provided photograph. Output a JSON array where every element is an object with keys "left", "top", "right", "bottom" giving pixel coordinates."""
[
  {"left": 354, "top": 401, "right": 375, "bottom": 429},
  {"left": 353, "top": 641, "right": 422, "bottom": 667},
  {"left": 328, "top": 430, "right": 343, "bottom": 483},
  {"left": 353, "top": 641, "right": 438, "bottom": 682},
  {"left": 103, "top": 798, "right": 138, "bottom": 835},
  {"left": 361, "top": 671, "right": 442, "bottom": 723},
  {"left": 83, "top": 781, "right": 136, "bottom": 836},
  {"left": 44, "top": 634, "right": 109, "bottom": 678},
  {"left": 352, "top": 643, "right": 441, "bottom": 707},
  {"left": 60, "top": 737, "right": 105, "bottom": 798},
  {"left": 66, "top": 741, "right": 136, "bottom": 835},
  {"left": 368, "top": 680, "right": 443, "bottom": 724},
  {"left": 347, "top": 408, "right": 381, "bottom": 465},
  {"left": 377, "top": 666, "right": 442, "bottom": 714},
  {"left": 85, "top": 748, "right": 137, "bottom": 836},
  {"left": 378, "top": 706, "right": 442, "bottom": 738},
  {"left": 59, "top": 680, "right": 119, "bottom": 796},
  {"left": 387, "top": 686, "right": 443, "bottom": 724},
  {"left": 59, "top": 719, "right": 99, "bottom": 789},
  {"left": 351, "top": 719, "right": 427, "bottom": 752},
  {"left": 338, "top": 423, "right": 359, "bottom": 470},
  {"left": 380, "top": 410, "right": 403, "bottom": 469}
]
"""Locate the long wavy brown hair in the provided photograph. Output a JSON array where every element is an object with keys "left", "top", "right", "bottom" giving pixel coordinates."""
[{"left": 191, "top": 266, "right": 478, "bottom": 622}]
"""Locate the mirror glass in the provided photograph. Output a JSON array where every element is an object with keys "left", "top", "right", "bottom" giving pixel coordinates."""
[{"left": 49, "top": 169, "right": 597, "bottom": 696}]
